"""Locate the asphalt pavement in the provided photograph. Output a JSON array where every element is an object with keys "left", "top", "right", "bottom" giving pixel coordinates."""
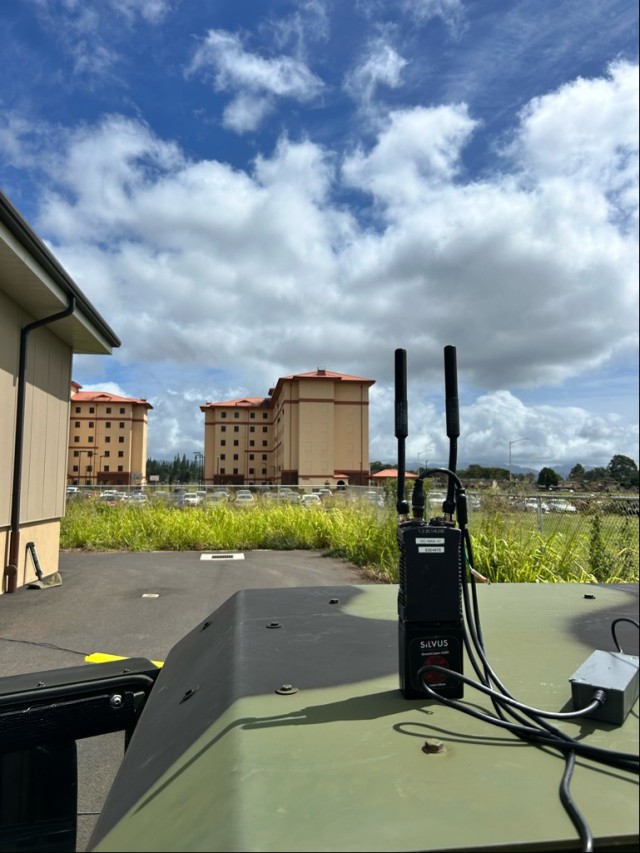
[{"left": 0, "top": 548, "right": 376, "bottom": 851}]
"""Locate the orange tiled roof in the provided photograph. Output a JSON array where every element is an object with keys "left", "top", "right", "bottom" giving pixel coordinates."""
[
  {"left": 201, "top": 397, "right": 269, "bottom": 409},
  {"left": 72, "top": 390, "right": 152, "bottom": 408},
  {"left": 282, "top": 368, "right": 374, "bottom": 383},
  {"left": 371, "top": 468, "right": 417, "bottom": 479}
]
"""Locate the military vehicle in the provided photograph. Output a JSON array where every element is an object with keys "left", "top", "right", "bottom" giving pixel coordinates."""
[{"left": 1, "top": 348, "right": 637, "bottom": 852}]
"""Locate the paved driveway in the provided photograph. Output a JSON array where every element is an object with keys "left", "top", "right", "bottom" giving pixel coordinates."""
[{"left": 0, "top": 548, "right": 377, "bottom": 851}]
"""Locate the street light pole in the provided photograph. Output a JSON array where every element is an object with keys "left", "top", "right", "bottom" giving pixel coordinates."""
[
  {"left": 417, "top": 447, "right": 431, "bottom": 474},
  {"left": 509, "top": 437, "right": 530, "bottom": 483}
]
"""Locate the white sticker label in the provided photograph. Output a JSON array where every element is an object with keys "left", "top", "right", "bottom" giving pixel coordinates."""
[
  {"left": 416, "top": 538, "right": 445, "bottom": 544},
  {"left": 418, "top": 546, "right": 445, "bottom": 553}
]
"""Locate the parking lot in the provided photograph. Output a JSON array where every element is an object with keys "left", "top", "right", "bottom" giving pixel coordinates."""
[{"left": 0, "top": 548, "right": 374, "bottom": 851}]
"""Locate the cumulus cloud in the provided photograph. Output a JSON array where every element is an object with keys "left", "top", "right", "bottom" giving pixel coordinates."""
[
  {"left": 3, "top": 60, "right": 637, "bottom": 462},
  {"left": 344, "top": 39, "right": 408, "bottom": 107},
  {"left": 188, "top": 29, "right": 325, "bottom": 132}
]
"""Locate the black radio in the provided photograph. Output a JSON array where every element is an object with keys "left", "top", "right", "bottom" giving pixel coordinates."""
[{"left": 395, "top": 347, "right": 465, "bottom": 699}]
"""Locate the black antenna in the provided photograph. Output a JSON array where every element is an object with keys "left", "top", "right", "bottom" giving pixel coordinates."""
[
  {"left": 443, "top": 345, "right": 459, "bottom": 518},
  {"left": 395, "top": 349, "right": 409, "bottom": 516}
]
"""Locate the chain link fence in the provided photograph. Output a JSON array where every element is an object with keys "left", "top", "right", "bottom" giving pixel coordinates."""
[{"left": 464, "top": 493, "right": 639, "bottom": 583}]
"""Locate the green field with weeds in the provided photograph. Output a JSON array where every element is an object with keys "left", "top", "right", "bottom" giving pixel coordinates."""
[{"left": 61, "top": 498, "right": 639, "bottom": 584}]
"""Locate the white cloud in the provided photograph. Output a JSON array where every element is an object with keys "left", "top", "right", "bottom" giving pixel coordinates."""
[
  {"left": 4, "top": 60, "right": 637, "bottom": 463},
  {"left": 342, "top": 104, "right": 476, "bottom": 205},
  {"left": 508, "top": 60, "right": 639, "bottom": 230},
  {"left": 344, "top": 39, "right": 408, "bottom": 107},
  {"left": 188, "top": 29, "right": 325, "bottom": 133}
]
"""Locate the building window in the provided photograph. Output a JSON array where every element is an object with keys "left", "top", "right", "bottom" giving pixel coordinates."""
[
  {"left": 106, "top": 421, "right": 111, "bottom": 428},
  {"left": 221, "top": 412, "right": 227, "bottom": 418},
  {"left": 119, "top": 408, "right": 125, "bottom": 414},
  {"left": 263, "top": 413, "right": 268, "bottom": 419},
  {"left": 104, "top": 451, "right": 110, "bottom": 458},
  {"left": 220, "top": 467, "right": 226, "bottom": 474},
  {"left": 234, "top": 412, "right": 239, "bottom": 419},
  {"left": 220, "top": 440, "right": 226, "bottom": 446},
  {"left": 250, "top": 413, "right": 255, "bottom": 419},
  {"left": 105, "top": 437, "right": 111, "bottom": 443},
  {"left": 233, "top": 440, "right": 239, "bottom": 446},
  {"left": 75, "top": 407, "right": 81, "bottom": 413},
  {"left": 262, "top": 426, "right": 268, "bottom": 433},
  {"left": 119, "top": 422, "right": 125, "bottom": 428},
  {"left": 234, "top": 426, "right": 239, "bottom": 432},
  {"left": 250, "top": 426, "right": 255, "bottom": 432},
  {"left": 220, "top": 454, "right": 226, "bottom": 460},
  {"left": 89, "top": 407, "right": 95, "bottom": 413},
  {"left": 118, "top": 451, "right": 124, "bottom": 458},
  {"left": 233, "top": 454, "right": 238, "bottom": 461},
  {"left": 262, "top": 441, "right": 268, "bottom": 447},
  {"left": 119, "top": 437, "right": 124, "bottom": 443},
  {"left": 221, "top": 425, "right": 226, "bottom": 432},
  {"left": 87, "top": 466, "right": 93, "bottom": 473},
  {"left": 88, "top": 451, "right": 93, "bottom": 458},
  {"left": 117, "top": 465, "right": 123, "bottom": 472},
  {"left": 73, "top": 451, "right": 79, "bottom": 458},
  {"left": 249, "top": 454, "right": 254, "bottom": 460},
  {"left": 262, "top": 468, "right": 267, "bottom": 475},
  {"left": 262, "top": 454, "right": 267, "bottom": 461},
  {"left": 233, "top": 468, "right": 238, "bottom": 474},
  {"left": 104, "top": 465, "right": 110, "bottom": 472},
  {"left": 75, "top": 421, "right": 80, "bottom": 428},
  {"left": 89, "top": 421, "right": 94, "bottom": 428},
  {"left": 88, "top": 436, "right": 94, "bottom": 443},
  {"left": 249, "top": 468, "right": 254, "bottom": 475},
  {"left": 72, "top": 465, "right": 78, "bottom": 472},
  {"left": 249, "top": 440, "right": 255, "bottom": 447},
  {"left": 106, "top": 407, "right": 112, "bottom": 414}
]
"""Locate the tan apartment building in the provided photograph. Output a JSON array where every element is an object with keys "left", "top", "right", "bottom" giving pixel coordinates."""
[
  {"left": 201, "top": 369, "right": 374, "bottom": 487},
  {"left": 68, "top": 384, "right": 152, "bottom": 487},
  {"left": 1, "top": 191, "right": 120, "bottom": 594}
]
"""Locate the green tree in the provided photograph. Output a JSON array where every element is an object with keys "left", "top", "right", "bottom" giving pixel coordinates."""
[
  {"left": 569, "top": 463, "right": 585, "bottom": 480},
  {"left": 607, "top": 455, "right": 639, "bottom": 487},
  {"left": 584, "top": 466, "right": 608, "bottom": 482},
  {"left": 537, "top": 467, "right": 560, "bottom": 488}
]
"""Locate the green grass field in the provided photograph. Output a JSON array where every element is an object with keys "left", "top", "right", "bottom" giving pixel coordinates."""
[{"left": 61, "top": 497, "right": 639, "bottom": 584}]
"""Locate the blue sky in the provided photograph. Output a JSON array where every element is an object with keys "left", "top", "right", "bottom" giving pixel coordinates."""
[{"left": 1, "top": 0, "right": 638, "bottom": 471}]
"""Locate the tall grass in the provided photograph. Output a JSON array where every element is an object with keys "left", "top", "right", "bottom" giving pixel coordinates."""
[{"left": 61, "top": 500, "right": 638, "bottom": 584}]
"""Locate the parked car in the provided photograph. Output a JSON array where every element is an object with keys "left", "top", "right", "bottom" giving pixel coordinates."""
[
  {"left": 128, "top": 493, "right": 148, "bottom": 505},
  {"left": 523, "top": 499, "right": 549, "bottom": 513},
  {"left": 210, "top": 491, "right": 229, "bottom": 502},
  {"left": 234, "top": 491, "right": 256, "bottom": 506},
  {"left": 301, "top": 494, "right": 322, "bottom": 508},
  {"left": 547, "top": 499, "right": 578, "bottom": 513},
  {"left": 180, "top": 493, "right": 202, "bottom": 507},
  {"left": 275, "top": 489, "right": 299, "bottom": 502}
]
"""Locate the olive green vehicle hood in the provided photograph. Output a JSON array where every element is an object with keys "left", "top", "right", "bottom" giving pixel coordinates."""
[{"left": 90, "top": 583, "right": 639, "bottom": 852}]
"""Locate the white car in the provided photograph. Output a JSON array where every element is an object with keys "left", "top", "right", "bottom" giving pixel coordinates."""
[
  {"left": 547, "top": 499, "right": 578, "bottom": 513},
  {"left": 301, "top": 494, "right": 322, "bottom": 508},
  {"left": 181, "top": 493, "right": 202, "bottom": 506},
  {"left": 523, "top": 499, "right": 549, "bottom": 513},
  {"left": 235, "top": 491, "right": 256, "bottom": 506}
]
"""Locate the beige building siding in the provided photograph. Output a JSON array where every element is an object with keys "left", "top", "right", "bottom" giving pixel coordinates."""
[
  {"left": 1, "top": 293, "right": 72, "bottom": 587},
  {"left": 23, "top": 327, "right": 71, "bottom": 522},
  {"left": 201, "top": 370, "right": 374, "bottom": 487},
  {"left": 0, "top": 291, "right": 22, "bottom": 525},
  {"left": 1, "top": 189, "right": 120, "bottom": 595}
]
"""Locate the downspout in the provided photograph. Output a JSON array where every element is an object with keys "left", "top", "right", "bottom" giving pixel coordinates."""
[{"left": 4, "top": 296, "right": 76, "bottom": 593}]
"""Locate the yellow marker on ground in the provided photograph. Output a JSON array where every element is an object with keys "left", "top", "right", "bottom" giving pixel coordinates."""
[{"left": 85, "top": 652, "right": 164, "bottom": 667}]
